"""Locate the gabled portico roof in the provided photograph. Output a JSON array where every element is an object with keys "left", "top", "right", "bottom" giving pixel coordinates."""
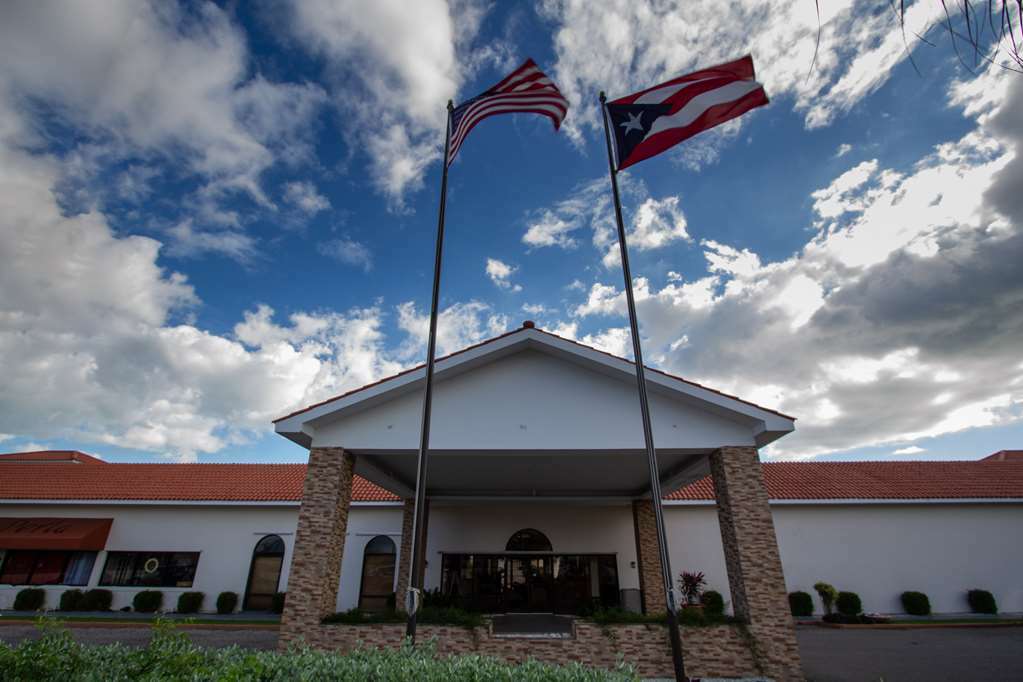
[
  {"left": 274, "top": 323, "right": 796, "bottom": 499},
  {"left": 275, "top": 322, "right": 794, "bottom": 434}
]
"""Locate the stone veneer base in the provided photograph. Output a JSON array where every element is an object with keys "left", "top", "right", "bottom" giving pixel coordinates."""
[{"left": 279, "top": 621, "right": 764, "bottom": 680}]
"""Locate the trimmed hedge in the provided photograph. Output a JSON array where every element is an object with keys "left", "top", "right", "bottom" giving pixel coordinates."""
[
  {"left": 0, "top": 621, "right": 634, "bottom": 681},
  {"left": 836, "top": 591, "right": 862, "bottom": 616},
  {"left": 176, "top": 591, "right": 204, "bottom": 614},
  {"left": 132, "top": 590, "right": 163, "bottom": 613},
  {"left": 13, "top": 588, "right": 46, "bottom": 612},
  {"left": 900, "top": 591, "right": 931, "bottom": 616},
  {"left": 700, "top": 590, "right": 724, "bottom": 617},
  {"left": 271, "top": 591, "right": 286, "bottom": 614},
  {"left": 216, "top": 591, "right": 239, "bottom": 615},
  {"left": 967, "top": 589, "right": 998, "bottom": 614},
  {"left": 59, "top": 589, "right": 85, "bottom": 612},
  {"left": 788, "top": 591, "right": 814, "bottom": 617},
  {"left": 79, "top": 589, "right": 112, "bottom": 612}
]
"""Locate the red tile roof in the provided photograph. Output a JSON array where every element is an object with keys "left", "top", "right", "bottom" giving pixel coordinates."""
[
  {"left": 0, "top": 450, "right": 106, "bottom": 464},
  {"left": 0, "top": 457, "right": 1020, "bottom": 503},
  {"left": 982, "top": 450, "right": 1023, "bottom": 462},
  {"left": 0, "top": 463, "right": 398, "bottom": 503},
  {"left": 274, "top": 323, "right": 795, "bottom": 424},
  {"left": 667, "top": 461, "right": 1023, "bottom": 501}
]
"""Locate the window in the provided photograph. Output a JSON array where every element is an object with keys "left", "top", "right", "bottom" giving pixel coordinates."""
[
  {"left": 100, "top": 552, "right": 199, "bottom": 587},
  {"left": 505, "top": 528, "right": 553, "bottom": 552},
  {"left": 0, "top": 550, "right": 96, "bottom": 586},
  {"left": 245, "top": 535, "right": 285, "bottom": 611},
  {"left": 358, "top": 535, "right": 396, "bottom": 612}
]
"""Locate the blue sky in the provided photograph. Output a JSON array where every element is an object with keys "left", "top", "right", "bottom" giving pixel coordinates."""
[{"left": 1, "top": 1, "right": 1021, "bottom": 463}]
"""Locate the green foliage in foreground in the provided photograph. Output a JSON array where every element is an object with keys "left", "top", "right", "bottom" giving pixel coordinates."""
[{"left": 0, "top": 619, "right": 636, "bottom": 682}]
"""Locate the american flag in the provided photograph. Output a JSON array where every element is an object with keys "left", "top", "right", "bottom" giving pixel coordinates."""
[
  {"left": 605, "top": 55, "right": 768, "bottom": 170},
  {"left": 447, "top": 59, "right": 569, "bottom": 165}
]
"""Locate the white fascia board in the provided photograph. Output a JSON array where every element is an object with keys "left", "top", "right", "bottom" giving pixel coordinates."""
[
  {"left": 662, "top": 498, "right": 1023, "bottom": 507},
  {"left": 274, "top": 328, "right": 795, "bottom": 438},
  {"left": 0, "top": 499, "right": 401, "bottom": 508}
]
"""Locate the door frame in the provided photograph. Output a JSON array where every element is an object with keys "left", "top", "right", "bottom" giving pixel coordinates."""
[{"left": 243, "top": 535, "right": 285, "bottom": 611}]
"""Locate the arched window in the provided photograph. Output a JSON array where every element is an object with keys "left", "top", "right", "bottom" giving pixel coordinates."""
[
  {"left": 505, "top": 528, "right": 553, "bottom": 552},
  {"left": 244, "top": 535, "right": 285, "bottom": 611},
  {"left": 358, "top": 535, "right": 397, "bottom": 611}
]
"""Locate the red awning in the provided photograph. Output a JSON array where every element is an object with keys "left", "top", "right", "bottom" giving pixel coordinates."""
[{"left": 0, "top": 517, "right": 112, "bottom": 550}]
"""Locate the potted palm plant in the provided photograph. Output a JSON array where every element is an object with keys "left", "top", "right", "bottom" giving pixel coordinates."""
[{"left": 678, "top": 571, "right": 706, "bottom": 609}]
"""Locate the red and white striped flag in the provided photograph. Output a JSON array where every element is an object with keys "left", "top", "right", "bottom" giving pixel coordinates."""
[
  {"left": 447, "top": 58, "right": 569, "bottom": 165},
  {"left": 605, "top": 55, "right": 768, "bottom": 170}
]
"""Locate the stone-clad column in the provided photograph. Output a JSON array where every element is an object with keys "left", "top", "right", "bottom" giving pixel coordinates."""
[
  {"left": 710, "top": 446, "right": 803, "bottom": 682},
  {"left": 632, "top": 499, "right": 667, "bottom": 614},
  {"left": 394, "top": 499, "right": 415, "bottom": 610},
  {"left": 279, "top": 447, "right": 355, "bottom": 647}
]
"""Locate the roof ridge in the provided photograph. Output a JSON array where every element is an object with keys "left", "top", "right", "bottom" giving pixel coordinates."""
[{"left": 274, "top": 323, "right": 795, "bottom": 424}]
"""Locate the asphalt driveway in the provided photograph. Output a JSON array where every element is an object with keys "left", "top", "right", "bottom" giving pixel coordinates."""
[{"left": 797, "top": 626, "right": 1023, "bottom": 682}]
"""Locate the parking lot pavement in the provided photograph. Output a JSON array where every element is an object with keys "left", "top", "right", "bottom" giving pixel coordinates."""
[{"left": 797, "top": 626, "right": 1023, "bottom": 682}]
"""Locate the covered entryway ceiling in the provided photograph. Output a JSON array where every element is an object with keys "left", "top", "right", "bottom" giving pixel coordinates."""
[{"left": 274, "top": 325, "right": 795, "bottom": 499}]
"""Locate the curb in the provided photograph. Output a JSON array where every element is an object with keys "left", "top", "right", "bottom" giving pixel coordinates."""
[{"left": 807, "top": 621, "right": 1023, "bottom": 630}]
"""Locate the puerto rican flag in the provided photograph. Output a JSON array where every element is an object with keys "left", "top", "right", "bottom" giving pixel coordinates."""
[{"left": 605, "top": 55, "right": 768, "bottom": 170}]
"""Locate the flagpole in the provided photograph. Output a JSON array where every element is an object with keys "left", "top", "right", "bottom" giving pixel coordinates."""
[
  {"left": 406, "top": 99, "right": 454, "bottom": 643},
  {"left": 599, "top": 91, "right": 687, "bottom": 682}
]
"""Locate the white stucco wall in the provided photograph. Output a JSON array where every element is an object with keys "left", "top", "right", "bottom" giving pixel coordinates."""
[
  {"left": 0, "top": 503, "right": 403, "bottom": 613},
  {"left": 771, "top": 502, "right": 1023, "bottom": 614},
  {"left": 4, "top": 500, "right": 1020, "bottom": 616},
  {"left": 661, "top": 502, "right": 1023, "bottom": 615}
]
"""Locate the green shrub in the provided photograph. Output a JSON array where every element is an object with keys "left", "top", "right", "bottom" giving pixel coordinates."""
[
  {"left": 836, "top": 591, "right": 862, "bottom": 616},
  {"left": 900, "top": 591, "right": 931, "bottom": 616},
  {"left": 58, "top": 590, "right": 84, "bottom": 612},
  {"left": 788, "top": 591, "right": 814, "bottom": 617},
  {"left": 271, "top": 591, "right": 286, "bottom": 614},
  {"left": 176, "top": 591, "right": 204, "bottom": 614},
  {"left": 814, "top": 582, "right": 838, "bottom": 615},
  {"left": 701, "top": 590, "right": 725, "bottom": 617},
  {"left": 79, "top": 589, "right": 112, "bottom": 611},
  {"left": 132, "top": 590, "right": 163, "bottom": 613},
  {"left": 0, "top": 619, "right": 636, "bottom": 681},
  {"left": 967, "top": 589, "right": 998, "bottom": 614},
  {"left": 215, "top": 591, "right": 238, "bottom": 615},
  {"left": 13, "top": 588, "right": 46, "bottom": 611}
]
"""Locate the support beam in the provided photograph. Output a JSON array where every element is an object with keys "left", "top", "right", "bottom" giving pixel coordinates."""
[
  {"left": 279, "top": 447, "right": 355, "bottom": 648},
  {"left": 710, "top": 446, "right": 804, "bottom": 682}
]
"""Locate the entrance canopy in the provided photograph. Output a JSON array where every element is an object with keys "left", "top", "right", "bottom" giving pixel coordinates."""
[
  {"left": 0, "top": 517, "right": 112, "bottom": 550},
  {"left": 274, "top": 324, "right": 795, "bottom": 499}
]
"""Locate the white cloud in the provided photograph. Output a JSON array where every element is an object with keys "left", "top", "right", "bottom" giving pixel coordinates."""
[
  {"left": 567, "top": 67, "right": 1023, "bottom": 459},
  {"left": 284, "top": 181, "right": 331, "bottom": 216},
  {"left": 318, "top": 238, "right": 373, "bottom": 272},
  {"left": 893, "top": 445, "right": 925, "bottom": 455},
  {"left": 486, "top": 258, "right": 522, "bottom": 292},
  {"left": 541, "top": 0, "right": 955, "bottom": 143},
  {"left": 165, "top": 220, "right": 259, "bottom": 263},
  {"left": 526, "top": 176, "right": 691, "bottom": 268},
  {"left": 0, "top": 1, "right": 326, "bottom": 208},
  {"left": 835, "top": 143, "right": 853, "bottom": 158},
  {"left": 283, "top": 0, "right": 507, "bottom": 206},
  {"left": 396, "top": 301, "right": 509, "bottom": 357}
]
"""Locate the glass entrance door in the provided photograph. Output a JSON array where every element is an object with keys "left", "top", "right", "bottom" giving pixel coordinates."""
[{"left": 440, "top": 553, "right": 619, "bottom": 614}]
